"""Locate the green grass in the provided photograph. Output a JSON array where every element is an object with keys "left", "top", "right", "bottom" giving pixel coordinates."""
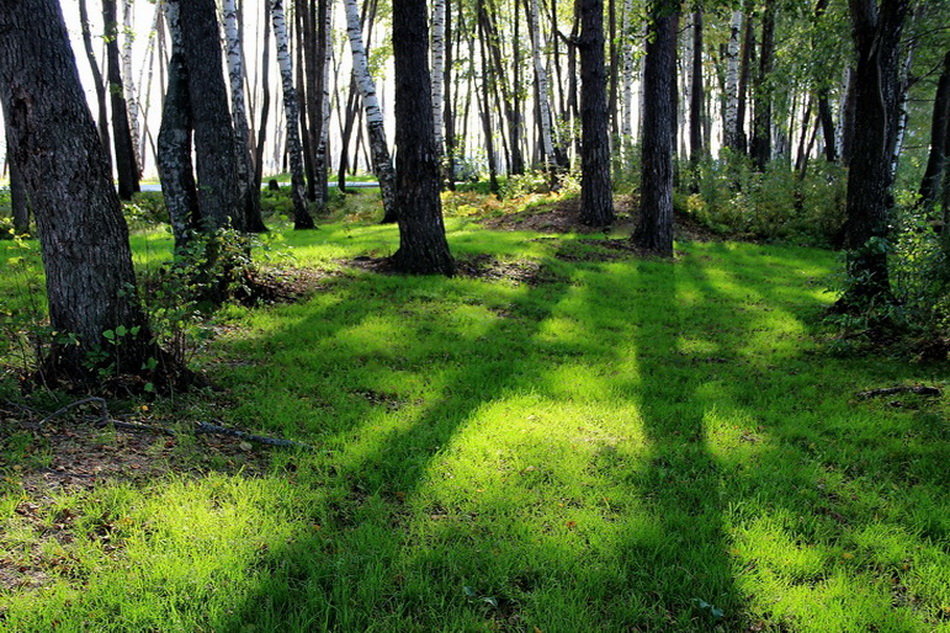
[{"left": 0, "top": 214, "right": 948, "bottom": 632}]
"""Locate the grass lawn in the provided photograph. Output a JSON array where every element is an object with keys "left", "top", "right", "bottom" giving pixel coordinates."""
[{"left": 0, "top": 214, "right": 947, "bottom": 632}]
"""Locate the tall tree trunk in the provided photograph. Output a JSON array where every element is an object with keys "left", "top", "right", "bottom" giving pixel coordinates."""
[
  {"left": 223, "top": 0, "right": 267, "bottom": 233},
  {"left": 78, "top": 0, "right": 111, "bottom": 172},
  {"left": 750, "top": 0, "right": 775, "bottom": 170},
  {"left": 103, "top": 0, "right": 139, "bottom": 200},
  {"left": 838, "top": 0, "right": 910, "bottom": 310},
  {"left": 3, "top": 117, "right": 30, "bottom": 235},
  {"left": 271, "top": 0, "right": 315, "bottom": 229},
  {"left": 157, "top": 1, "right": 199, "bottom": 248},
  {"left": 619, "top": 0, "right": 634, "bottom": 158},
  {"left": 0, "top": 0, "right": 160, "bottom": 381},
  {"left": 314, "top": 0, "right": 332, "bottom": 210},
  {"left": 723, "top": 10, "right": 743, "bottom": 152},
  {"left": 443, "top": 0, "right": 457, "bottom": 187},
  {"left": 391, "top": 0, "right": 455, "bottom": 275},
  {"left": 525, "top": 0, "right": 557, "bottom": 172},
  {"left": 294, "top": 0, "right": 316, "bottom": 201},
  {"left": 431, "top": 0, "right": 447, "bottom": 162},
  {"left": 343, "top": 0, "right": 398, "bottom": 222},
  {"left": 633, "top": 0, "right": 677, "bottom": 257},
  {"left": 689, "top": 9, "right": 704, "bottom": 167},
  {"left": 178, "top": 0, "right": 243, "bottom": 232},
  {"left": 919, "top": 51, "right": 949, "bottom": 211},
  {"left": 121, "top": 0, "right": 142, "bottom": 177},
  {"left": 736, "top": 1, "right": 755, "bottom": 155},
  {"left": 477, "top": 12, "right": 500, "bottom": 195},
  {"left": 254, "top": 0, "right": 273, "bottom": 194},
  {"left": 577, "top": 0, "right": 614, "bottom": 226},
  {"left": 814, "top": 0, "right": 838, "bottom": 163}
]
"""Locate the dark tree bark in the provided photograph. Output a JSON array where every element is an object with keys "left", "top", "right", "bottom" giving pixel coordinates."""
[
  {"left": 689, "top": 9, "right": 705, "bottom": 166},
  {"left": 0, "top": 0, "right": 158, "bottom": 380},
  {"left": 391, "top": 0, "right": 455, "bottom": 276},
  {"left": 633, "top": 0, "right": 678, "bottom": 257},
  {"left": 812, "top": 0, "right": 838, "bottom": 164},
  {"left": 477, "top": 11, "right": 500, "bottom": 195},
  {"left": 577, "top": 0, "right": 615, "bottom": 226},
  {"left": 919, "top": 51, "right": 949, "bottom": 210},
  {"left": 838, "top": 0, "right": 910, "bottom": 310},
  {"left": 103, "top": 0, "right": 140, "bottom": 200},
  {"left": 750, "top": 0, "right": 775, "bottom": 170},
  {"left": 78, "top": 0, "right": 111, "bottom": 172},
  {"left": 313, "top": 0, "right": 331, "bottom": 211},
  {"left": 7, "top": 156, "right": 30, "bottom": 236},
  {"left": 736, "top": 1, "right": 755, "bottom": 155},
  {"left": 254, "top": 1, "right": 273, "bottom": 199},
  {"left": 157, "top": 2, "right": 199, "bottom": 249},
  {"left": 294, "top": 0, "right": 317, "bottom": 201},
  {"left": 176, "top": 0, "right": 243, "bottom": 231}
]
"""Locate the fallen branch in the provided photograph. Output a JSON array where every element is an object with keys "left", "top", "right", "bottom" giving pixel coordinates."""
[
  {"left": 196, "top": 421, "right": 313, "bottom": 450},
  {"left": 39, "top": 397, "right": 109, "bottom": 425},
  {"left": 856, "top": 385, "right": 942, "bottom": 400}
]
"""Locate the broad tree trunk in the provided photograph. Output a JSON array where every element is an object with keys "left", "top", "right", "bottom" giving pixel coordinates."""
[
  {"left": 838, "top": 0, "right": 910, "bottom": 310},
  {"left": 391, "top": 0, "right": 455, "bottom": 276},
  {"left": 919, "top": 51, "right": 949, "bottom": 210},
  {"left": 178, "top": 0, "right": 243, "bottom": 232},
  {"left": 103, "top": 0, "right": 139, "bottom": 200},
  {"left": 223, "top": 0, "right": 266, "bottom": 233},
  {"left": 343, "top": 0, "right": 397, "bottom": 222},
  {"left": 78, "top": 0, "right": 111, "bottom": 172},
  {"left": 633, "top": 0, "right": 677, "bottom": 257},
  {"left": 0, "top": 0, "right": 158, "bottom": 380},
  {"left": 157, "top": 1, "right": 199, "bottom": 248},
  {"left": 723, "top": 10, "right": 743, "bottom": 152},
  {"left": 271, "top": 0, "right": 315, "bottom": 229},
  {"left": 750, "top": 0, "right": 775, "bottom": 170},
  {"left": 577, "top": 0, "right": 614, "bottom": 226}
]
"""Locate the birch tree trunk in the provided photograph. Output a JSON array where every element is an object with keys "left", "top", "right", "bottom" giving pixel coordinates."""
[
  {"left": 431, "top": 0, "right": 446, "bottom": 159},
  {"left": 619, "top": 0, "right": 634, "bottom": 158},
  {"left": 223, "top": 0, "right": 266, "bottom": 232},
  {"left": 157, "top": 0, "right": 199, "bottom": 248},
  {"left": 343, "top": 0, "right": 397, "bottom": 223},
  {"left": 526, "top": 0, "right": 556, "bottom": 171},
  {"left": 121, "top": 0, "right": 142, "bottom": 177},
  {"left": 103, "top": 0, "right": 139, "bottom": 199},
  {"left": 314, "top": 0, "right": 333, "bottom": 209},
  {"left": 723, "top": 10, "right": 743, "bottom": 152},
  {"left": 271, "top": 0, "right": 315, "bottom": 229},
  {"left": 254, "top": 0, "right": 272, "bottom": 193}
]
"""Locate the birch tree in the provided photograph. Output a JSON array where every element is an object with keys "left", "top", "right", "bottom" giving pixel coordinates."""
[
  {"left": 431, "top": 0, "right": 447, "bottom": 159},
  {"left": 525, "top": 0, "right": 557, "bottom": 171},
  {"left": 271, "top": 0, "right": 316, "bottom": 229},
  {"left": 122, "top": 0, "right": 142, "bottom": 176},
  {"left": 103, "top": 0, "right": 139, "bottom": 199},
  {"left": 343, "top": 0, "right": 397, "bottom": 222},
  {"left": 723, "top": 10, "right": 743, "bottom": 152},
  {"left": 223, "top": 0, "right": 266, "bottom": 232}
]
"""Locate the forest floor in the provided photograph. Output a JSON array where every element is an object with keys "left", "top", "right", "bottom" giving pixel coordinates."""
[{"left": 0, "top": 200, "right": 948, "bottom": 632}]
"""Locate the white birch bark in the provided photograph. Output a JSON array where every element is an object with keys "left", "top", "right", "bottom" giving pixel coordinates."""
[
  {"left": 619, "top": 0, "right": 633, "bottom": 158},
  {"left": 835, "top": 67, "right": 851, "bottom": 157},
  {"left": 271, "top": 0, "right": 313, "bottom": 226},
  {"left": 526, "top": 0, "right": 555, "bottom": 168},
  {"left": 430, "top": 0, "right": 446, "bottom": 157},
  {"left": 122, "top": 0, "right": 142, "bottom": 175},
  {"left": 318, "top": 1, "right": 332, "bottom": 172},
  {"left": 222, "top": 0, "right": 255, "bottom": 220},
  {"left": 343, "top": 0, "right": 396, "bottom": 220},
  {"left": 723, "top": 10, "right": 742, "bottom": 151}
]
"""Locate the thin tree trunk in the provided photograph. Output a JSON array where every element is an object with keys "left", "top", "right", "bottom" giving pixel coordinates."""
[
  {"left": 477, "top": 17, "right": 500, "bottom": 194},
  {"left": 525, "top": 0, "right": 557, "bottom": 172},
  {"left": 391, "top": 0, "right": 455, "bottom": 275},
  {"left": 750, "top": 0, "right": 775, "bottom": 170},
  {"left": 619, "top": 0, "right": 634, "bottom": 159},
  {"left": 3, "top": 118, "right": 30, "bottom": 235},
  {"left": 271, "top": 0, "right": 315, "bottom": 229},
  {"left": 578, "top": 0, "right": 614, "bottom": 226},
  {"left": 157, "top": 1, "right": 199, "bottom": 248},
  {"left": 431, "top": 0, "right": 447, "bottom": 161},
  {"left": 633, "top": 0, "right": 678, "bottom": 257},
  {"left": 723, "top": 10, "right": 742, "bottom": 152},
  {"left": 121, "top": 0, "right": 142, "bottom": 177},
  {"left": 443, "top": 0, "right": 457, "bottom": 187},
  {"left": 689, "top": 9, "right": 704, "bottom": 167},
  {"left": 343, "top": 0, "right": 397, "bottom": 222},
  {"left": 313, "top": 0, "right": 332, "bottom": 210},
  {"left": 919, "top": 51, "right": 949, "bottom": 210},
  {"left": 254, "top": 0, "right": 273, "bottom": 195},
  {"left": 223, "top": 0, "right": 266, "bottom": 233},
  {"left": 737, "top": 1, "right": 755, "bottom": 156},
  {"left": 103, "top": 0, "right": 139, "bottom": 199},
  {"left": 294, "top": 0, "right": 316, "bottom": 200},
  {"left": 78, "top": 0, "right": 112, "bottom": 172}
]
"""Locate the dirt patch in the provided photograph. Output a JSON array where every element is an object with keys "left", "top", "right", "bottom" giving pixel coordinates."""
[
  {"left": 234, "top": 266, "right": 338, "bottom": 306},
  {"left": 345, "top": 254, "right": 564, "bottom": 286}
]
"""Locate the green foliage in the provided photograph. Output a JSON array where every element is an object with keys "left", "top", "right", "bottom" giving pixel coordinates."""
[
  {"left": 680, "top": 153, "right": 847, "bottom": 246},
  {"left": 122, "top": 191, "right": 169, "bottom": 229}
]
